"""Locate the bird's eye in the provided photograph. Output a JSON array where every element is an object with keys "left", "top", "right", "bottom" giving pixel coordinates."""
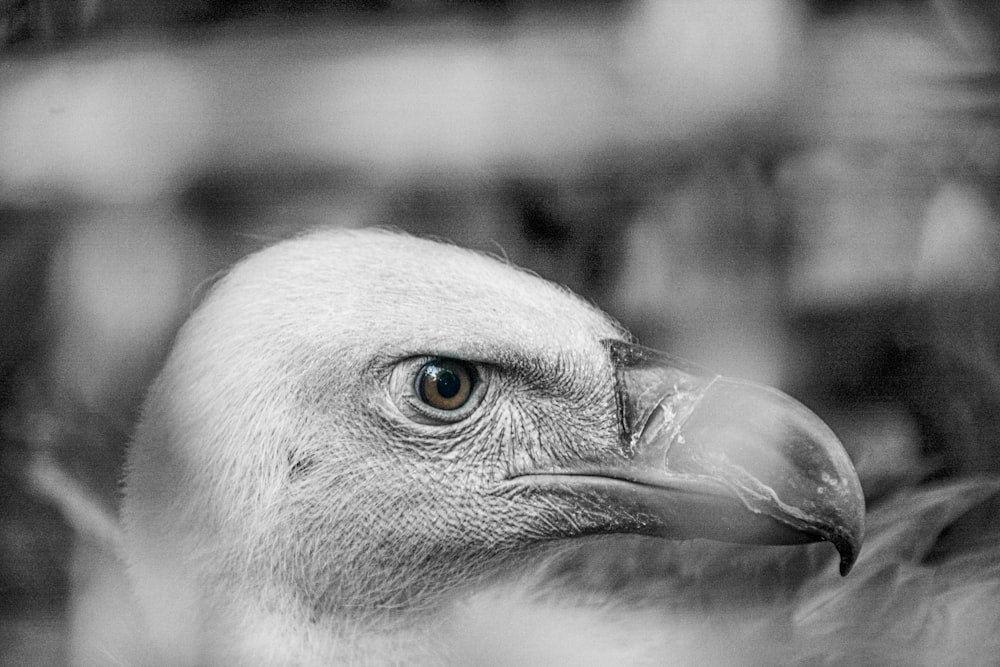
[
  {"left": 415, "top": 358, "right": 476, "bottom": 411},
  {"left": 388, "top": 356, "right": 486, "bottom": 425}
]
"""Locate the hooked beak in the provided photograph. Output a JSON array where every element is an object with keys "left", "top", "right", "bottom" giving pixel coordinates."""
[
  {"left": 606, "top": 340, "right": 864, "bottom": 575},
  {"left": 510, "top": 340, "right": 864, "bottom": 575}
]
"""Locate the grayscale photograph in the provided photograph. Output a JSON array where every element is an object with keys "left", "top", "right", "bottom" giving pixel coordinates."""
[{"left": 1, "top": 1, "right": 999, "bottom": 664}]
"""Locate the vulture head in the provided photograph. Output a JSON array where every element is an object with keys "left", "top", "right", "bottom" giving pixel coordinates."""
[{"left": 122, "top": 228, "right": 863, "bottom": 662}]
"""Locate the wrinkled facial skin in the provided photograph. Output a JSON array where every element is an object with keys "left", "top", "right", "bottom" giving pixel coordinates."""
[
  {"left": 123, "top": 229, "right": 632, "bottom": 624},
  {"left": 277, "top": 346, "right": 628, "bottom": 615}
]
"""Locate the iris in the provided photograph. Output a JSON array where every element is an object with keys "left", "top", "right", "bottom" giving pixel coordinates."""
[{"left": 416, "top": 358, "right": 475, "bottom": 410}]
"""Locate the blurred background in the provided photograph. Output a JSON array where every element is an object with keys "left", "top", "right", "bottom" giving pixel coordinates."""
[{"left": 1, "top": 0, "right": 999, "bottom": 663}]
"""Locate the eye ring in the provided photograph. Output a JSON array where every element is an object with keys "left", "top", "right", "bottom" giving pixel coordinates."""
[{"left": 415, "top": 358, "right": 477, "bottom": 411}]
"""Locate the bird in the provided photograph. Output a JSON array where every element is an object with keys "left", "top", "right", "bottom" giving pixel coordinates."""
[{"left": 114, "top": 227, "right": 999, "bottom": 665}]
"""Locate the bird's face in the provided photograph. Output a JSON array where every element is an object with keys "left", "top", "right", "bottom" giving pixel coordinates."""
[{"left": 123, "top": 229, "right": 863, "bottom": 629}]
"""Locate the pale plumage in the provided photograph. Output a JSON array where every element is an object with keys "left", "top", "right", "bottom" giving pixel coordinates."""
[{"left": 115, "top": 228, "right": 998, "bottom": 665}]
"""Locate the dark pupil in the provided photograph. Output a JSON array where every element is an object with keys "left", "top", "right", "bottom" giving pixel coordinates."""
[{"left": 434, "top": 368, "right": 461, "bottom": 399}]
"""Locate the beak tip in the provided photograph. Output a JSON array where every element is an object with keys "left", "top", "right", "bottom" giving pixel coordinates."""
[
  {"left": 835, "top": 532, "right": 861, "bottom": 576},
  {"left": 823, "top": 457, "right": 866, "bottom": 576},
  {"left": 834, "top": 497, "right": 865, "bottom": 576},
  {"left": 814, "top": 473, "right": 864, "bottom": 575}
]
